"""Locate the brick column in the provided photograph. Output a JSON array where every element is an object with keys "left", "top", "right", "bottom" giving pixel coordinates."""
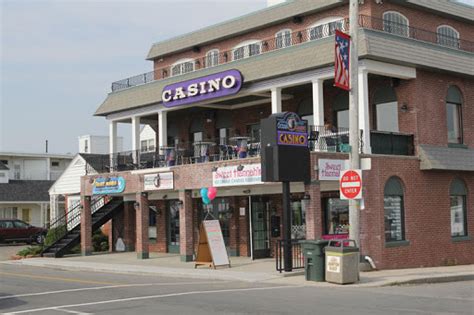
[
  {"left": 156, "top": 200, "right": 167, "bottom": 252},
  {"left": 304, "top": 181, "right": 322, "bottom": 240},
  {"left": 179, "top": 190, "right": 193, "bottom": 262},
  {"left": 135, "top": 192, "right": 149, "bottom": 259},
  {"left": 238, "top": 196, "right": 250, "bottom": 257},
  {"left": 123, "top": 201, "right": 135, "bottom": 251},
  {"left": 229, "top": 197, "right": 239, "bottom": 256},
  {"left": 80, "top": 195, "right": 92, "bottom": 256}
]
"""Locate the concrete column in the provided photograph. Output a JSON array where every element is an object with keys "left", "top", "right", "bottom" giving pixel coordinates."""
[
  {"left": 312, "top": 79, "right": 325, "bottom": 127},
  {"left": 271, "top": 87, "right": 282, "bottom": 114},
  {"left": 132, "top": 116, "right": 141, "bottom": 164},
  {"left": 179, "top": 190, "right": 193, "bottom": 262},
  {"left": 135, "top": 192, "right": 149, "bottom": 259},
  {"left": 304, "top": 182, "right": 322, "bottom": 240},
  {"left": 123, "top": 202, "right": 135, "bottom": 251},
  {"left": 80, "top": 196, "right": 92, "bottom": 256},
  {"left": 358, "top": 69, "right": 371, "bottom": 154},
  {"left": 158, "top": 111, "right": 167, "bottom": 149},
  {"left": 109, "top": 121, "right": 118, "bottom": 171}
]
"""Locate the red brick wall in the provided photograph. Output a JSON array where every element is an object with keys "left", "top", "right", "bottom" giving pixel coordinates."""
[{"left": 361, "top": 155, "right": 474, "bottom": 269}]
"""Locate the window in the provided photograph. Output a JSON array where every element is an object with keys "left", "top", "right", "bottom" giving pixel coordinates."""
[
  {"left": 0, "top": 160, "right": 8, "bottom": 165},
  {"left": 437, "top": 25, "right": 460, "bottom": 49},
  {"left": 374, "top": 86, "right": 399, "bottom": 132},
  {"left": 84, "top": 139, "right": 89, "bottom": 153},
  {"left": 232, "top": 40, "right": 262, "bottom": 61},
  {"left": 323, "top": 198, "right": 349, "bottom": 236},
  {"left": 309, "top": 17, "right": 345, "bottom": 40},
  {"left": 13, "top": 165, "right": 20, "bottom": 180},
  {"left": 51, "top": 161, "right": 60, "bottom": 167},
  {"left": 446, "top": 86, "right": 463, "bottom": 144},
  {"left": 383, "top": 11, "right": 409, "bottom": 37},
  {"left": 140, "top": 140, "right": 148, "bottom": 152},
  {"left": 450, "top": 179, "right": 468, "bottom": 237},
  {"left": 0, "top": 207, "right": 18, "bottom": 219},
  {"left": 384, "top": 177, "right": 405, "bottom": 242},
  {"left": 171, "top": 59, "right": 195, "bottom": 76},
  {"left": 140, "top": 139, "right": 155, "bottom": 152},
  {"left": 275, "top": 29, "right": 292, "bottom": 49},
  {"left": 205, "top": 49, "right": 219, "bottom": 68},
  {"left": 14, "top": 220, "right": 29, "bottom": 228}
]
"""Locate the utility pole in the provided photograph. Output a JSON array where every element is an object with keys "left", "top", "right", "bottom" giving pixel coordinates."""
[{"left": 348, "top": 0, "right": 361, "bottom": 248}]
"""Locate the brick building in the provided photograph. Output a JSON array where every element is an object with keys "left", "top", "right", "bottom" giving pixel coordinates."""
[{"left": 51, "top": 0, "right": 474, "bottom": 269}]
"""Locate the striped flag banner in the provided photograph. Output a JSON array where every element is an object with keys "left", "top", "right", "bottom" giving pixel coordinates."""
[{"left": 334, "top": 29, "right": 350, "bottom": 91}]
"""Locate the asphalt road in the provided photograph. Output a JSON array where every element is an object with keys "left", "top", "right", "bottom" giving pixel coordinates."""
[{"left": 1, "top": 264, "right": 473, "bottom": 315}]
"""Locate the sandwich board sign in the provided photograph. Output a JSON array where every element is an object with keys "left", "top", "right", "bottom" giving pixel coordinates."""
[{"left": 195, "top": 220, "right": 231, "bottom": 269}]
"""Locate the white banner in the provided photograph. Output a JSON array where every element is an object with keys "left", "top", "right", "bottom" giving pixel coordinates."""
[
  {"left": 318, "top": 159, "right": 346, "bottom": 181},
  {"left": 144, "top": 172, "right": 174, "bottom": 191},
  {"left": 212, "top": 163, "right": 262, "bottom": 187}
]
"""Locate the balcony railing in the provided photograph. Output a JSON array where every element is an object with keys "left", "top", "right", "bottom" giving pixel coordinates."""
[
  {"left": 110, "top": 15, "right": 472, "bottom": 92},
  {"left": 370, "top": 130, "right": 414, "bottom": 156}
]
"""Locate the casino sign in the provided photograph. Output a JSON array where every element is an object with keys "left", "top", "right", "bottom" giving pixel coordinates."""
[{"left": 276, "top": 112, "right": 308, "bottom": 147}]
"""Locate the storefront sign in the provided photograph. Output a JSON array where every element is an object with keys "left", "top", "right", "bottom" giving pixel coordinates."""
[
  {"left": 92, "top": 176, "right": 126, "bottom": 194},
  {"left": 162, "top": 69, "right": 242, "bottom": 108},
  {"left": 340, "top": 169, "right": 362, "bottom": 200},
  {"left": 276, "top": 112, "right": 308, "bottom": 147},
  {"left": 319, "top": 159, "right": 346, "bottom": 181},
  {"left": 144, "top": 172, "right": 174, "bottom": 191},
  {"left": 212, "top": 163, "right": 262, "bottom": 187},
  {"left": 195, "top": 220, "right": 230, "bottom": 268},
  {"left": 326, "top": 255, "right": 341, "bottom": 273}
]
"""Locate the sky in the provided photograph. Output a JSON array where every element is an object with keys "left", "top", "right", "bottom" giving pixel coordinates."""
[{"left": 0, "top": 0, "right": 267, "bottom": 155}]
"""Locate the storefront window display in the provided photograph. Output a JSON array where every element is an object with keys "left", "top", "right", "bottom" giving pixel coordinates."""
[
  {"left": 291, "top": 200, "right": 306, "bottom": 239},
  {"left": 384, "top": 177, "right": 405, "bottom": 242},
  {"left": 323, "top": 197, "right": 349, "bottom": 237},
  {"left": 199, "top": 197, "right": 232, "bottom": 246}
]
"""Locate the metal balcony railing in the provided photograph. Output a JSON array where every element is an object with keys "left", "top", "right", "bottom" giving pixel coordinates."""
[{"left": 110, "top": 15, "right": 472, "bottom": 93}]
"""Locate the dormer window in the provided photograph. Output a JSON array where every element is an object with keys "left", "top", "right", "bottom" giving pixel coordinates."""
[
  {"left": 309, "top": 17, "right": 345, "bottom": 40},
  {"left": 437, "top": 25, "right": 460, "bottom": 49},
  {"left": 206, "top": 49, "right": 220, "bottom": 68},
  {"left": 383, "top": 11, "right": 409, "bottom": 37},
  {"left": 171, "top": 59, "right": 195, "bottom": 77},
  {"left": 232, "top": 40, "right": 262, "bottom": 61},
  {"left": 275, "top": 29, "right": 292, "bottom": 49}
]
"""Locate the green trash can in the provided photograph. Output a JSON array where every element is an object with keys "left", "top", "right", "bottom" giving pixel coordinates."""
[{"left": 300, "top": 240, "right": 329, "bottom": 281}]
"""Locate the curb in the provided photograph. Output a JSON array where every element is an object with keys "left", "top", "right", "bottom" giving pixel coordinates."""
[{"left": 382, "top": 274, "right": 474, "bottom": 286}]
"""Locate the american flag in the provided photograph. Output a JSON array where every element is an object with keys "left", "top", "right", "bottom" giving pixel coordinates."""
[{"left": 334, "top": 30, "right": 350, "bottom": 91}]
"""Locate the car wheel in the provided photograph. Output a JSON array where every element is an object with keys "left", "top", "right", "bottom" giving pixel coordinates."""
[{"left": 35, "top": 234, "right": 45, "bottom": 244}]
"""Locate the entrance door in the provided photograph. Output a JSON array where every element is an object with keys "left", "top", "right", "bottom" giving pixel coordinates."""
[
  {"left": 251, "top": 196, "right": 270, "bottom": 259},
  {"left": 167, "top": 200, "right": 180, "bottom": 253}
]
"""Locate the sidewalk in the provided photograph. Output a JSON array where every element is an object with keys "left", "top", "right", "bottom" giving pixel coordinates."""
[{"left": 3, "top": 252, "right": 473, "bottom": 287}]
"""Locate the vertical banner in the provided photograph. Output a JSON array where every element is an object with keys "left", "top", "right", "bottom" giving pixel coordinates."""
[{"left": 334, "top": 29, "right": 350, "bottom": 91}]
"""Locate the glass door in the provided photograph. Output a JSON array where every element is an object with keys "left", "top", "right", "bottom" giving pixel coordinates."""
[
  {"left": 167, "top": 200, "right": 180, "bottom": 253},
  {"left": 251, "top": 196, "right": 270, "bottom": 259}
]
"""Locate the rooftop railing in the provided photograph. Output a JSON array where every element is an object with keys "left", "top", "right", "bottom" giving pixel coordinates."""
[{"left": 110, "top": 15, "right": 473, "bottom": 93}]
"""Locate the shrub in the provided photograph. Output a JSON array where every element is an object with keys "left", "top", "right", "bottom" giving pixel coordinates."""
[
  {"left": 92, "top": 230, "right": 109, "bottom": 252},
  {"left": 44, "top": 225, "right": 67, "bottom": 247},
  {"left": 17, "top": 246, "right": 42, "bottom": 257}
]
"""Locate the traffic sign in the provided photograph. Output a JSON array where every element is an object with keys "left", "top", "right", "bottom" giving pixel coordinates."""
[{"left": 339, "top": 169, "right": 362, "bottom": 200}]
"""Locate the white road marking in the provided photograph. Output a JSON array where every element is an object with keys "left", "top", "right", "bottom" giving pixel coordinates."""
[
  {"left": 0, "top": 281, "right": 226, "bottom": 300},
  {"left": 52, "top": 308, "right": 92, "bottom": 315},
  {"left": 4, "top": 285, "right": 302, "bottom": 314}
]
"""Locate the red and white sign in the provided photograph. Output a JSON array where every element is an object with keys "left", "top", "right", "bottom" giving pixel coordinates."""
[{"left": 339, "top": 169, "right": 362, "bottom": 200}]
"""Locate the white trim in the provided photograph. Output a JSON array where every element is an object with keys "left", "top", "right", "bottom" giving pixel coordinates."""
[
  {"left": 275, "top": 28, "right": 292, "bottom": 49},
  {"left": 307, "top": 16, "right": 345, "bottom": 40},
  {"left": 382, "top": 11, "right": 410, "bottom": 37},
  {"left": 170, "top": 58, "right": 195, "bottom": 77},
  {"left": 436, "top": 25, "right": 460, "bottom": 48},
  {"left": 232, "top": 39, "right": 262, "bottom": 61},
  {"left": 205, "top": 49, "right": 220, "bottom": 68}
]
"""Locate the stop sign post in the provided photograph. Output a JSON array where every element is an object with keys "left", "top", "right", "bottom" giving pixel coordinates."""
[{"left": 340, "top": 169, "right": 362, "bottom": 200}]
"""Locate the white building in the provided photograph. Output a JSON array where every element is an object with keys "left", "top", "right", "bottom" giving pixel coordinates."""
[
  {"left": 78, "top": 135, "right": 123, "bottom": 154},
  {"left": 0, "top": 152, "right": 73, "bottom": 227}
]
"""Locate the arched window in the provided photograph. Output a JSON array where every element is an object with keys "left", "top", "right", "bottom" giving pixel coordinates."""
[
  {"left": 171, "top": 58, "right": 195, "bottom": 77},
  {"left": 437, "top": 25, "right": 460, "bottom": 49},
  {"left": 383, "top": 11, "right": 409, "bottom": 37},
  {"left": 275, "top": 29, "right": 292, "bottom": 49},
  {"left": 205, "top": 49, "right": 219, "bottom": 68},
  {"left": 374, "top": 85, "right": 399, "bottom": 132},
  {"left": 450, "top": 178, "right": 468, "bottom": 237},
  {"left": 309, "top": 17, "right": 345, "bottom": 41},
  {"left": 232, "top": 40, "right": 262, "bottom": 61},
  {"left": 384, "top": 177, "right": 405, "bottom": 242},
  {"left": 446, "top": 86, "right": 463, "bottom": 144}
]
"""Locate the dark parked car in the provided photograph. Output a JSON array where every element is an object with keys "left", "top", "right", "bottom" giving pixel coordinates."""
[{"left": 0, "top": 219, "right": 47, "bottom": 244}]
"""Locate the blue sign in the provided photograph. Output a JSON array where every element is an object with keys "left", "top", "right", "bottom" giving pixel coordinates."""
[
  {"left": 276, "top": 112, "right": 308, "bottom": 147},
  {"left": 93, "top": 176, "right": 126, "bottom": 194}
]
